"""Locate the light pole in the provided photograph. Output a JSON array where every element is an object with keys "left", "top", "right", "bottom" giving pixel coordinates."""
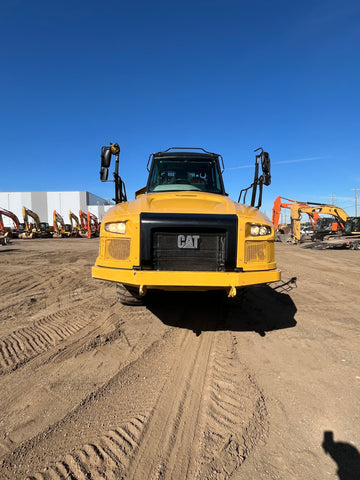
[{"left": 353, "top": 188, "right": 358, "bottom": 216}]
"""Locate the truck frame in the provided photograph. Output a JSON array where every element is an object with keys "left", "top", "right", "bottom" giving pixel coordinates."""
[{"left": 92, "top": 144, "right": 281, "bottom": 304}]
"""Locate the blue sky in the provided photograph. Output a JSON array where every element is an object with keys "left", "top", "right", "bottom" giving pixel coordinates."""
[{"left": 1, "top": 0, "right": 360, "bottom": 218}]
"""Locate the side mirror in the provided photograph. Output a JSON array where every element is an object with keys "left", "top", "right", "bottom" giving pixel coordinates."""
[
  {"left": 99, "top": 142, "right": 125, "bottom": 203},
  {"left": 101, "top": 146, "right": 112, "bottom": 168},
  {"left": 100, "top": 167, "right": 109, "bottom": 182},
  {"left": 261, "top": 151, "right": 271, "bottom": 186}
]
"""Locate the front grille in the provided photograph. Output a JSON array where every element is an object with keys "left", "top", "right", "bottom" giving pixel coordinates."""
[
  {"left": 153, "top": 232, "right": 226, "bottom": 271},
  {"left": 107, "top": 238, "right": 131, "bottom": 260},
  {"left": 140, "top": 213, "right": 237, "bottom": 272},
  {"left": 245, "top": 240, "right": 274, "bottom": 264}
]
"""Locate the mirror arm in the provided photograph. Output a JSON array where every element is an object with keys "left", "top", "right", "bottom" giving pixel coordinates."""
[
  {"left": 238, "top": 148, "right": 270, "bottom": 209},
  {"left": 250, "top": 152, "right": 261, "bottom": 207},
  {"left": 256, "top": 182, "right": 264, "bottom": 209},
  {"left": 113, "top": 172, "right": 127, "bottom": 204}
]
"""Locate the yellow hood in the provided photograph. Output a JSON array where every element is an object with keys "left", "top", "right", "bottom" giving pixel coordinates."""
[{"left": 103, "top": 192, "right": 269, "bottom": 224}]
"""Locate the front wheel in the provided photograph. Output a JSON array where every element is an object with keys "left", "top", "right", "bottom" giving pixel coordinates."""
[{"left": 116, "top": 283, "right": 144, "bottom": 306}]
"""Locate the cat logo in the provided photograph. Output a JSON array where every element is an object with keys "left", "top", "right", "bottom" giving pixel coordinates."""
[{"left": 177, "top": 234, "right": 200, "bottom": 249}]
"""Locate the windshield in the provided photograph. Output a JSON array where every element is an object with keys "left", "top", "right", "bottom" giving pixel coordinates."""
[
  {"left": 345, "top": 217, "right": 360, "bottom": 234},
  {"left": 147, "top": 157, "right": 224, "bottom": 194}
]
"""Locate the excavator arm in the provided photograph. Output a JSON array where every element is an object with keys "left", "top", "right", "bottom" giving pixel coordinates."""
[
  {"left": 79, "top": 210, "right": 88, "bottom": 232},
  {"left": 22, "top": 207, "right": 40, "bottom": 237},
  {"left": 0, "top": 208, "right": 20, "bottom": 234},
  {"left": 69, "top": 210, "right": 82, "bottom": 237},
  {"left": 302, "top": 204, "right": 349, "bottom": 224},
  {"left": 53, "top": 210, "right": 66, "bottom": 237},
  {"left": 272, "top": 196, "right": 320, "bottom": 241},
  {"left": 79, "top": 211, "right": 99, "bottom": 238},
  {"left": 87, "top": 212, "right": 99, "bottom": 238},
  {"left": 21, "top": 207, "right": 52, "bottom": 239}
]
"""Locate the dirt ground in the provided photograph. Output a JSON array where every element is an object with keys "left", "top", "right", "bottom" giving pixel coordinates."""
[{"left": 0, "top": 238, "right": 359, "bottom": 480}]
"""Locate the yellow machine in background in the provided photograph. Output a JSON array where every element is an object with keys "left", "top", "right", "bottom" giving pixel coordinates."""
[
  {"left": 291, "top": 202, "right": 349, "bottom": 241},
  {"left": 69, "top": 210, "right": 82, "bottom": 237},
  {"left": 20, "top": 207, "right": 53, "bottom": 239},
  {"left": 92, "top": 144, "right": 280, "bottom": 304}
]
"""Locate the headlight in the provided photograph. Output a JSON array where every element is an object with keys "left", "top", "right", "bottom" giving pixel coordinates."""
[
  {"left": 260, "top": 225, "right": 270, "bottom": 235},
  {"left": 105, "top": 222, "right": 126, "bottom": 234},
  {"left": 250, "top": 224, "right": 271, "bottom": 236},
  {"left": 250, "top": 224, "right": 260, "bottom": 236}
]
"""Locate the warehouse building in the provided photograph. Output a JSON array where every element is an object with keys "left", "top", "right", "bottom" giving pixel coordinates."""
[{"left": 0, "top": 191, "right": 113, "bottom": 227}]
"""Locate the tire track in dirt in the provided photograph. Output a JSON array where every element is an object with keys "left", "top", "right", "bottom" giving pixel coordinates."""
[
  {"left": 25, "top": 416, "right": 147, "bottom": 480},
  {"left": 0, "top": 310, "right": 91, "bottom": 374},
  {"left": 2, "top": 325, "right": 267, "bottom": 480},
  {"left": 0, "top": 328, "right": 180, "bottom": 480},
  {"left": 197, "top": 334, "right": 268, "bottom": 479},
  {"left": 0, "top": 302, "right": 170, "bottom": 461},
  {"left": 126, "top": 328, "right": 215, "bottom": 480},
  {"left": 0, "top": 266, "right": 79, "bottom": 297},
  {"left": 0, "top": 265, "right": 101, "bottom": 334}
]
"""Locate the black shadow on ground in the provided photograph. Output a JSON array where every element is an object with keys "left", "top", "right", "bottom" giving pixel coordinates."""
[
  {"left": 322, "top": 431, "right": 360, "bottom": 480},
  {"left": 146, "top": 280, "right": 297, "bottom": 336},
  {"left": 0, "top": 248, "right": 20, "bottom": 253}
]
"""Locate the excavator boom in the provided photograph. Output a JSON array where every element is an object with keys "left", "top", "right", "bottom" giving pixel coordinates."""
[
  {"left": 69, "top": 211, "right": 83, "bottom": 237},
  {"left": 272, "top": 197, "right": 320, "bottom": 242},
  {"left": 0, "top": 208, "right": 20, "bottom": 234},
  {"left": 79, "top": 211, "right": 99, "bottom": 238},
  {"left": 53, "top": 210, "right": 70, "bottom": 238},
  {"left": 21, "top": 207, "right": 52, "bottom": 239}
]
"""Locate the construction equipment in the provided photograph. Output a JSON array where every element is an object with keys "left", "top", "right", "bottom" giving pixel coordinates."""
[
  {"left": 79, "top": 211, "right": 99, "bottom": 238},
  {"left": 292, "top": 203, "right": 349, "bottom": 241},
  {"left": 92, "top": 143, "right": 280, "bottom": 305},
  {"left": 302, "top": 215, "right": 360, "bottom": 250},
  {"left": 0, "top": 233, "right": 10, "bottom": 246},
  {"left": 272, "top": 197, "right": 320, "bottom": 242},
  {"left": 20, "top": 207, "right": 53, "bottom": 239},
  {"left": 0, "top": 208, "right": 21, "bottom": 237},
  {"left": 272, "top": 197, "right": 353, "bottom": 243},
  {"left": 79, "top": 211, "right": 89, "bottom": 237},
  {"left": 272, "top": 197, "right": 320, "bottom": 231},
  {"left": 69, "top": 210, "right": 86, "bottom": 237},
  {"left": 344, "top": 217, "right": 360, "bottom": 235},
  {"left": 53, "top": 211, "right": 71, "bottom": 238}
]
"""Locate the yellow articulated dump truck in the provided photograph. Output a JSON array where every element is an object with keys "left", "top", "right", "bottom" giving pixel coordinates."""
[{"left": 92, "top": 144, "right": 281, "bottom": 305}]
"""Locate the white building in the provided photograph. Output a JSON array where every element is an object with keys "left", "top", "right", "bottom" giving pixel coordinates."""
[{"left": 0, "top": 191, "right": 113, "bottom": 227}]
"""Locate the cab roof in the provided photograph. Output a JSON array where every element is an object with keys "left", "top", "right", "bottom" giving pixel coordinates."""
[{"left": 148, "top": 148, "right": 223, "bottom": 171}]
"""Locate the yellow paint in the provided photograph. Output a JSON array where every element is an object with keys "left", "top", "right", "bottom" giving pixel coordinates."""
[{"left": 93, "top": 191, "right": 280, "bottom": 293}]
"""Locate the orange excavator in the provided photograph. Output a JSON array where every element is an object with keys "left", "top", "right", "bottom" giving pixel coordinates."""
[
  {"left": 272, "top": 197, "right": 320, "bottom": 242},
  {"left": 53, "top": 210, "right": 72, "bottom": 238},
  {"left": 0, "top": 208, "right": 21, "bottom": 237},
  {"left": 79, "top": 210, "right": 100, "bottom": 238},
  {"left": 0, "top": 208, "right": 20, "bottom": 244}
]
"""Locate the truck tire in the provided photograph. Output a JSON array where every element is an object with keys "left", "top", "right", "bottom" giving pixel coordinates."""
[{"left": 116, "top": 283, "right": 144, "bottom": 306}]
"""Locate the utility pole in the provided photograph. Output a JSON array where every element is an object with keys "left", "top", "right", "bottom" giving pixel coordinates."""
[
  {"left": 353, "top": 188, "right": 358, "bottom": 216},
  {"left": 329, "top": 193, "right": 335, "bottom": 205}
]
